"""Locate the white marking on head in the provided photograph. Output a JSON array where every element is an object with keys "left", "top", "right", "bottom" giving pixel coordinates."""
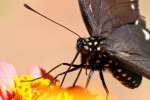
[
  {"left": 132, "top": 81, "right": 136, "bottom": 84},
  {"left": 122, "top": 73, "right": 127, "bottom": 77},
  {"left": 142, "top": 29, "right": 150, "bottom": 40},
  {"left": 94, "top": 41, "right": 98, "bottom": 45},
  {"left": 97, "top": 47, "right": 101, "bottom": 51},
  {"left": 88, "top": 42, "right": 92, "bottom": 46},
  {"left": 127, "top": 77, "right": 132, "bottom": 80},
  {"left": 89, "top": 48, "right": 92, "bottom": 51},
  {"left": 84, "top": 45, "right": 89, "bottom": 50},
  {"left": 90, "top": 37, "right": 94, "bottom": 40},
  {"left": 117, "top": 69, "right": 122, "bottom": 73},
  {"left": 86, "top": 38, "right": 89, "bottom": 41}
]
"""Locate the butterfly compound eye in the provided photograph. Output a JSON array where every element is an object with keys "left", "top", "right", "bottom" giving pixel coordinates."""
[
  {"left": 77, "top": 38, "right": 86, "bottom": 49},
  {"left": 77, "top": 38, "right": 91, "bottom": 54}
]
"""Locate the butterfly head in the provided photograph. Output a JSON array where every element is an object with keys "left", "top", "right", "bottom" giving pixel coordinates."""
[{"left": 76, "top": 37, "right": 105, "bottom": 54}]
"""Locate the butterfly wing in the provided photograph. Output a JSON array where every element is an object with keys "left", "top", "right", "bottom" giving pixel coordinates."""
[
  {"left": 104, "top": 23, "right": 150, "bottom": 79},
  {"left": 78, "top": 0, "right": 139, "bottom": 36}
]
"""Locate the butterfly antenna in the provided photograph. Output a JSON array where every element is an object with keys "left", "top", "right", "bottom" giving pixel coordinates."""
[{"left": 24, "top": 4, "right": 81, "bottom": 38}]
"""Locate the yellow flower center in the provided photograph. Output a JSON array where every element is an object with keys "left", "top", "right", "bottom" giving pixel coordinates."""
[{"left": 9, "top": 76, "right": 73, "bottom": 100}]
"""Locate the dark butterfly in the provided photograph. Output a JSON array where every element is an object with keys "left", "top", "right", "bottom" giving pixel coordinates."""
[
  {"left": 75, "top": 0, "right": 150, "bottom": 99},
  {"left": 24, "top": 0, "right": 150, "bottom": 100}
]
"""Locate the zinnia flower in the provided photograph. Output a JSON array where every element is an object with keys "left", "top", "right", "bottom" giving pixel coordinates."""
[{"left": 0, "top": 61, "right": 107, "bottom": 100}]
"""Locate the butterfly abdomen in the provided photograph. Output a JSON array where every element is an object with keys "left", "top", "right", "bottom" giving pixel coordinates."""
[
  {"left": 88, "top": 49, "right": 142, "bottom": 89},
  {"left": 110, "top": 65, "right": 142, "bottom": 89}
]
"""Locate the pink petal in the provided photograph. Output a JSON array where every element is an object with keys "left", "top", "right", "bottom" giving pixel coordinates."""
[
  {"left": 0, "top": 61, "right": 16, "bottom": 90},
  {"left": 28, "top": 65, "right": 43, "bottom": 78},
  {"left": 0, "top": 97, "right": 2, "bottom": 100}
]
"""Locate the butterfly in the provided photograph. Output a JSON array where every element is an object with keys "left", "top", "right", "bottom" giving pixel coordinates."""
[{"left": 75, "top": 0, "right": 150, "bottom": 99}]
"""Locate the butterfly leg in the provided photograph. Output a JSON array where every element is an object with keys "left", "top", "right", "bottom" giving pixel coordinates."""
[
  {"left": 53, "top": 65, "right": 81, "bottom": 81},
  {"left": 85, "top": 69, "right": 94, "bottom": 89},
  {"left": 46, "top": 64, "right": 81, "bottom": 87},
  {"left": 72, "top": 66, "right": 83, "bottom": 87},
  {"left": 53, "top": 63, "right": 93, "bottom": 87},
  {"left": 60, "top": 52, "right": 80, "bottom": 87},
  {"left": 99, "top": 70, "right": 109, "bottom": 100},
  {"left": 53, "top": 64, "right": 86, "bottom": 87}
]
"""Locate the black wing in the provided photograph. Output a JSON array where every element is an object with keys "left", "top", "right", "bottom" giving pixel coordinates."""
[
  {"left": 104, "top": 23, "right": 150, "bottom": 79},
  {"left": 78, "top": 0, "right": 139, "bottom": 36}
]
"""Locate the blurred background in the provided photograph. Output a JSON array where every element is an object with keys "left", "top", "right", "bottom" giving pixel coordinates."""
[{"left": 0, "top": 0, "right": 150, "bottom": 100}]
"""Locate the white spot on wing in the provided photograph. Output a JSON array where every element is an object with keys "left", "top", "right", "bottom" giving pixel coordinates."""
[
  {"left": 89, "top": 4, "right": 93, "bottom": 13},
  {"left": 142, "top": 29, "right": 150, "bottom": 40},
  {"left": 131, "top": 4, "right": 136, "bottom": 10},
  {"left": 118, "top": 52, "right": 130, "bottom": 57},
  {"left": 135, "top": 20, "right": 139, "bottom": 25}
]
